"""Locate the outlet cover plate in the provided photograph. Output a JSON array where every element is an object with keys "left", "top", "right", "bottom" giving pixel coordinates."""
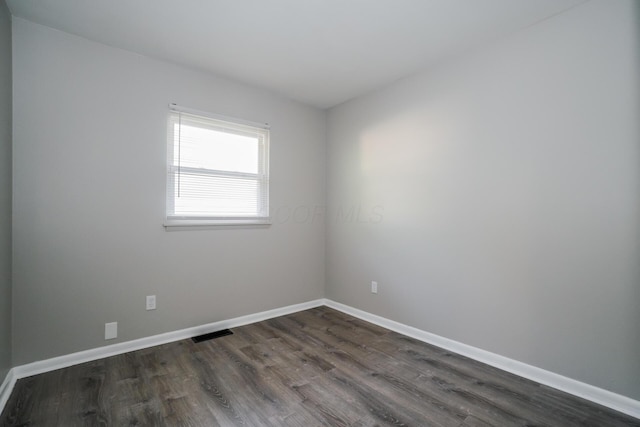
[
  {"left": 105, "top": 322, "right": 117, "bottom": 340},
  {"left": 146, "top": 295, "right": 156, "bottom": 310}
]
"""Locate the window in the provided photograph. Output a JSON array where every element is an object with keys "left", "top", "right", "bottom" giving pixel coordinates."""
[{"left": 166, "top": 105, "right": 270, "bottom": 226}]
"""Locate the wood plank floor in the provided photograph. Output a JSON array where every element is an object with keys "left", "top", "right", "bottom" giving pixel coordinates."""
[{"left": 1, "top": 307, "right": 638, "bottom": 426}]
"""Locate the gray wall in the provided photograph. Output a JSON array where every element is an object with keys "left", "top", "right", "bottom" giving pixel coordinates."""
[
  {"left": 0, "top": 0, "right": 12, "bottom": 383},
  {"left": 12, "top": 18, "right": 326, "bottom": 364},
  {"left": 326, "top": 0, "right": 640, "bottom": 400}
]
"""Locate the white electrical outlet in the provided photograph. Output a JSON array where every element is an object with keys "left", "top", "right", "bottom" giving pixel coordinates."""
[
  {"left": 146, "top": 295, "right": 156, "bottom": 310},
  {"left": 105, "top": 322, "right": 118, "bottom": 340},
  {"left": 371, "top": 281, "right": 378, "bottom": 294}
]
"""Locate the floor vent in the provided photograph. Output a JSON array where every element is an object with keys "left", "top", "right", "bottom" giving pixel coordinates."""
[{"left": 192, "top": 329, "right": 234, "bottom": 343}]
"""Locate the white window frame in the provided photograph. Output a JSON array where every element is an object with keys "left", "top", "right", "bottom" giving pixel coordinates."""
[{"left": 164, "top": 104, "right": 270, "bottom": 228}]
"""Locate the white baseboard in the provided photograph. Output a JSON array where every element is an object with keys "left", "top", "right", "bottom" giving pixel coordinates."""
[
  {"left": 2, "top": 297, "right": 638, "bottom": 420},
  {"left": 323, "top": 298, "right": 640, "bottom": 420},
  {"left": 0, "top": 368, "right": 16, "bottom": 416}
]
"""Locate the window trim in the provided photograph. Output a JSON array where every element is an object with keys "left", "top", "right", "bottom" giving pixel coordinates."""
[{"left": 164, "top": 104, "right": 271, "bottom": 229}]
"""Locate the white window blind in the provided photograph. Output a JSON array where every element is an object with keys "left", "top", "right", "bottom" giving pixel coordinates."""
[{"left": 166, "top": 106, "right": 270, "bottom": 225}]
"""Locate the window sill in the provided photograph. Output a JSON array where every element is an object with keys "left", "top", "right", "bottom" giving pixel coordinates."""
[{"left": 164, "top": 218, "right": 271, "bottom": 231}]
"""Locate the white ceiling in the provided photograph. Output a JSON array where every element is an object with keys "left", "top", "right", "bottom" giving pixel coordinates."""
[{"left": 7, "top": 0, "right": 586, "bottom": 109}]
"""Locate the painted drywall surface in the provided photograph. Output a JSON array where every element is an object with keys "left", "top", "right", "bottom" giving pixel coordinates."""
[
  {"left": 12, "top": 19, "right": 326, "bottom": 364},
  {"left": 0, "top": 1, "right": 12, "bottom": 382},
  {"left": 326, "top": 0, "right": 640, "bottom": 399}
]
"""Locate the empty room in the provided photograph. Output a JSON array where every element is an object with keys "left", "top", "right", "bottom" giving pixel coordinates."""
[{"left": 0, "top": 0, "right": 639, "bottom": 425}]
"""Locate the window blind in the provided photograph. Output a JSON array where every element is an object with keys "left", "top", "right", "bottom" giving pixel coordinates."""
[{"left": 166, "top": 108, "right": 270, "bottom": 224}]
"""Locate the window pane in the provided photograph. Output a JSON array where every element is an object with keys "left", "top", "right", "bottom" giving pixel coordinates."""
[{"left": 174, "top": 124, "right": 259, "bottom": 174}]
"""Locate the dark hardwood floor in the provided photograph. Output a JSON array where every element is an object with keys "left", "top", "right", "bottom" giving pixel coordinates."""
[{"left": 1, "top": 306, "right": 638, "bottom": 426}]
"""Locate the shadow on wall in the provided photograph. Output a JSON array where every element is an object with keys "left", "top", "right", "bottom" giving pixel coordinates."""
[
  {"left": 633, "top": 0, "right": 640, "bottom": 387},
  {"left": 635, "top": 0, "right": 640, "bottom": 163}
]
